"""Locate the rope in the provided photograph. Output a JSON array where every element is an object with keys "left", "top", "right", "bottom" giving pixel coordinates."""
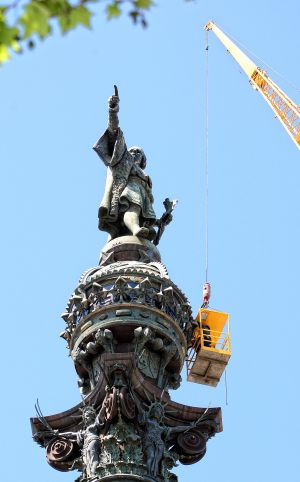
[
  {"left": 205, "top": 30, "right": 209, "bottom": 283},
  {"left": 225, "top": 369, "right": 228, "bottom": 405}
]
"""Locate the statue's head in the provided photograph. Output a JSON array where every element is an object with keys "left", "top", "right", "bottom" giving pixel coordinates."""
[
  {"left": 81, "top": 405, "right": 96, "bottom": 425},
  {"left": 129, "top": 146, "right": 147, "bottom": 169},
  {"left": 149, "top": 402, "right": 164, "bottom": 421},
  {"left": 109, "top": 362, "right": 128, "bottom": 388}
]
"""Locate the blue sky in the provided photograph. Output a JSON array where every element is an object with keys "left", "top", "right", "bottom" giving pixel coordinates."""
[{"left": 1, "top": 1, "right": 300, "bottom": 481}]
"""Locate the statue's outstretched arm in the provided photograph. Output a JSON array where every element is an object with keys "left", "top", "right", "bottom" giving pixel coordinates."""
[
  {"left": 57, "top": 430, "right": 78, "bottom": 441},
  {"left": 108, "top": 85, "right": 120, "bottom": 134},
  {"left": 92, "top": 85, "right": 126, "bottom": 165},
  {"left": 165, "top": 419, "right": 204, "bottom": 441}
]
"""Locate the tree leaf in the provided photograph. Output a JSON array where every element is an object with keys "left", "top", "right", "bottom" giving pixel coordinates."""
[
  {"left": 0, "top": 23, "right": 19, "bottom": 45},
  {"left": 45, "top": 0, "right": 70, "bottom": 16},
  {"left": 59, "top": 5, "right": 92, "bottom": 33},
  {"left": 0, "top": 43, "right": 10, "bottom": 62},
  {"left": 0, "top": 0, "right": 173, "bottom": 65},
  {"left": 0, "top": 13, "right": 21, "bottom": 63},
  {"left": 11, "top": 39, "right": 21, "bottom": 52},
  {"left": 135, "top": 0, "right": 153, "bottom": 9},
  {"left": 58, "top": 13, "right": 71, "bottom": 33},
  {"left": 0, "top": 8, "right": 7, "bottom": 22},
  {"left": 106, "top": 1, "right": 121, "bottom": 20},
  {"left": 19, "top": 1, "right": 51, "bottom": 38},
  {"left": 69, "top": 5, "right": 92, "bottom": 29}
]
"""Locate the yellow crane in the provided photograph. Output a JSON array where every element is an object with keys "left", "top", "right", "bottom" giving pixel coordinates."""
[
  {"left": 205, "top": 20, "right": 300, "bottom": 150},
  {"left": 186, "top": 21, "right": 300, "bottom": 388}
]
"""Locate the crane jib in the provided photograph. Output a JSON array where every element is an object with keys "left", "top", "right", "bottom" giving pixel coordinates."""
[{"left": 205, "top": 20, "right": 300, "bottom": 149}]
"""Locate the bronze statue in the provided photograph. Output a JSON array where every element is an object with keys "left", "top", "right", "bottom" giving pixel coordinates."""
[
  {"left": 93, "top": 86, "right": 156, "bottom": 241},
  {"left": 55, "top": 406, "right": 101, "bottom": 479},
  {"left": 139, "top": 402, "right": 200, "bottom": 478}
]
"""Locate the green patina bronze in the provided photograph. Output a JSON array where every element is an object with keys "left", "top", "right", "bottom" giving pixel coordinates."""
[{"left": 30, "top": 88, "right": 222, "bottom": 482}]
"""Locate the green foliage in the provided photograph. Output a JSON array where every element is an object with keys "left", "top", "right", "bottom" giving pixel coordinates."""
[
  {"left": 0, "top": 8, "right": 20, "bottom": 61},
  {"left": 106, "top": 1, "right": 122, "bottom": 19},
  {"left": 135, "top": 0, "right": 152, "bottom": 8},
  {"left": 20, "top": 2, "right": 51, "bottom": 38},
  {"left": 0, "top": 0, "right": 189, "bottom": 65},
  {"left": 59, "top": 5, "right": 92, "bottom": 33}
]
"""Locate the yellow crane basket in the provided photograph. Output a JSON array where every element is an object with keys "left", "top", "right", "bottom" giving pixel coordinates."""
[{"left": 186, "top": 308, "right": 231, "bottom": 387}]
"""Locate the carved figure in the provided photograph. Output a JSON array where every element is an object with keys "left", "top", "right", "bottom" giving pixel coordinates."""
[
  {"left": 139, "top": 402, "right": 201, "bottom": 478},
  {"left": 53, "top": 406, "right": 101, "bottom": 479},
  {"left": 93, "top": 86, "right": 156, "bottom": 240},
  {"left": 139, "top": 402, "right": 166, "bottom": 478},
  {"left": 133, "top": 327, "right": 153, "bottom": 357},
  {"left": 99, "top": 363, "right": 136, "bottom": 427},
  {"left": 86, "top": 328, "right": 117, "bottom": 354},
  {"left": 72, "top": 329, "right": 117, "bottom": 394},
  {"left": 78, "top": 406, "right": 101, "bottom": 478},
  {"left": 157, "top": 339, "right": 177, "bottom": 387}
]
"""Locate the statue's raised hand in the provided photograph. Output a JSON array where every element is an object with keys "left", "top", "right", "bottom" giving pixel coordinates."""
[{"left": 108, "top": 85, "right": 119, "bottom": 112}]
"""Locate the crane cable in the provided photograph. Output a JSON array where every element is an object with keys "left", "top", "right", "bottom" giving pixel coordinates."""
[
  {"left": 205, "top": 29, "right": 209, "bottom": 283},
  {"left": 205, "top": 29, "right": 229, "bottom": 405}
]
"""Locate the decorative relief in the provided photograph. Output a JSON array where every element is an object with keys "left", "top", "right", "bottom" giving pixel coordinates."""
[
  {"left": 99, "top": 363, "right": 136, "bottom": 426},
  {"left": 137, "top": 401, "right": 216, "bottom": 480},
  {"left": 79, "top": 261, "right": 169, "bottom": 285},
  {"left": 137, "top": 346, "right": 161, "bottom": 380},
  {"left": 33, "top": 367, "right": 219, "bottom": 481},
  {"left": 133, "top": 327, "right": 179, "bottom": 389},
  {"left": 71, "top": 329, "right": 117, "bottom": 394},
  {"left": 61, "top": 272, "right": 193, "bottom": 346},
  {"left": 46, "top": 437, "right": 81, "bottom": 472},
  {"left": 72, "top": 323, "right": 183, "bottom": 394}
]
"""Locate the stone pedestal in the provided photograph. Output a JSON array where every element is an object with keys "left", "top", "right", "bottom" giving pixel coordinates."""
[
  {"left": 31, "top": 237, "right": 222, "bottom": 482},
  {"left": 100, "top": 236, "right": 161, "bottom": 263}
]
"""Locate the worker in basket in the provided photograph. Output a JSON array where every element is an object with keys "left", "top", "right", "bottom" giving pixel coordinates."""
[{"left": 202, "top": 322, "right": 212, "bottom": 347}]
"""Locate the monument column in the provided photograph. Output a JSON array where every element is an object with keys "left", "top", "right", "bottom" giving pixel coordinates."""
[{"left": 31, "top": 88, "right": 222, "bottom": 482}]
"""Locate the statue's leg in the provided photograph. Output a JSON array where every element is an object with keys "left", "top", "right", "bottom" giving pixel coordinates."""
[
  {"left": 155, "top": 445, "right": 164, "bottom": 476},
  {"left": 145, "top": 446, "right": 155, "bottom": 476},
  {"left": 86, "top": 441, "right": 101, "bottom": 478},
  {"left": 123, "top": 203, "right": 149, "bottom": 238}
]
